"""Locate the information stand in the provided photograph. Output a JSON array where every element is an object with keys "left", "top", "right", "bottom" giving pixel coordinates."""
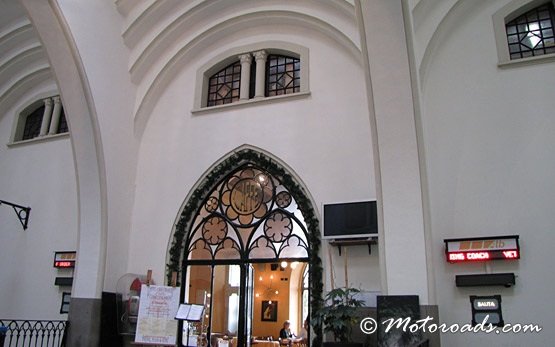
[
  {"left": 175, "top": 304, "right": 205, "bottom": 347},
  {"left": 133, "top": 270, "right": 180, "bottom": 346}
]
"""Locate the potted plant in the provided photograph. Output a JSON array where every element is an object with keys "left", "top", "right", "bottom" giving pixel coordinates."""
[{"left": 313, "top": 287, "right": 365, "bottom": 347}]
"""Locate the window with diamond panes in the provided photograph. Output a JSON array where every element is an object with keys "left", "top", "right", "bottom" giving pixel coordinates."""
[
  {"left": 266, "top": 55, "right": 300, "bottom": 97},
  {"left": 506, "top": 3, "right": 555, "bottom": 59},
  {"left": 207, "top": 61, "right": 241, "bottom": 107},
  {"left": 21, "top": 104, "right": 45, "bottom": 140}
]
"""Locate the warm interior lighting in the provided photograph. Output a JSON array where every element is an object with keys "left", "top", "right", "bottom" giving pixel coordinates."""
[
  {"left": 275, "top": 290, "right": 279, "bottom": 295},
  {"left": 268, "top": 300, "right": 272, "bottom": 304},
  {"left": 207, "top": 293, "right": 211, "bottom": 298},
  {"left": 280, "top": 261, "right": 288, "bottom": 268},
  {"left": 255, "top": 293, "right": 260, "bottom": 297},
  {"left": 259, "top": 276, "right": 263, "bottom": 281},
  {"left": 270, "top": 274, "right": 273, "bottom": 280}
]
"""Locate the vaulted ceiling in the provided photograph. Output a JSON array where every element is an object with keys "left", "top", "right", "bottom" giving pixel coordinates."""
[{"left": 0, "top": 0, "right": 57, "bottom": 115}]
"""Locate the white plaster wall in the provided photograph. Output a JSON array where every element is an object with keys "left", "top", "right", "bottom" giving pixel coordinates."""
[
  {"left": 0, "top": 102, "right": 77, "bottom": 319},
  {"left": 128, "top": 28, "right": 381, "bottom": 293},
  {"left": 420, "top": 0, "right": 555, "bottom": 344}
]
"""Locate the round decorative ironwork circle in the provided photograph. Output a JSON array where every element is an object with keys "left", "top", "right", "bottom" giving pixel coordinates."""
[{"left": 230, "top": 178, "right": 264, "bottom": 215}]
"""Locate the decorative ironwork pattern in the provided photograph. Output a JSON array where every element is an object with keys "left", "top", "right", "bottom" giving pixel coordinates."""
[
  {"left": 22, "top": 105, "right": 44, "bottom": 140},
  {"left": 0, "top": 199, "right": 31, "bottom": 230},
  {"left": 167, "top": 148, "right": 324, "bottom": 346},
  {"left": 186, "top": 165, "right": 309, "bottom": 261},
  {"left": 0, "top": 320, "right": 68, "bottom": 347},
  {"left": 506, "top": 3, "right": 555, "bottom": 59},
  {"left": 207, "top": 61, "right": 241, "bottom": 106},
  {"left": 266, "top": 55, "right": 300, "bottom": 97}
]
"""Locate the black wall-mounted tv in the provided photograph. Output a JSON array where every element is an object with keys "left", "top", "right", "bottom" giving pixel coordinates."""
[{"left": 323, "top": 200, "right": 378, "bottom": 239}]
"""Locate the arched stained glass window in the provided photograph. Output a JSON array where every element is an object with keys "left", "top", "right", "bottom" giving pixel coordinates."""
[
  {"left": 506, "top": 2, "right": 555, "bottom": 59},
  {"left": 186, "top": 165, "right": 309, "bottom": 261},
  {"left": 206, "top": 61, "right": 241, "bottom": 107},
  {"left": 22, "top": 104, "right": 44, "bottom": 140}
]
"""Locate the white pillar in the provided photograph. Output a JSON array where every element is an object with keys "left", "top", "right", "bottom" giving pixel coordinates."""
[
  {"left": 48, "top": 96, "right": 62, "bottom": 135},
  {"left": 39, "top": 98, "right": 53, "bottom": 136},
  {"left": 238, "top": 53, "right": 252, "bottom": 100},
  {"left": 253, "top": 50, "right": 267, "bottom": 98}
]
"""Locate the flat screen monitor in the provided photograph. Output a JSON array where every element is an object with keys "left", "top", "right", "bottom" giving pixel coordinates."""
[{"left": 323, "top": 200, "right": 378, "bottom": 239}]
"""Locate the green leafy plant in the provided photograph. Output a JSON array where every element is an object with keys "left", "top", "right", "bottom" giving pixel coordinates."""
[{"left": 313, "top": 287, "right": 365, "bottom": 342}]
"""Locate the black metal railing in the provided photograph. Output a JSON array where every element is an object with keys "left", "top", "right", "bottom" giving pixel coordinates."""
[{"left": 0, "top": 320, "right": 68, "bottom": 347}]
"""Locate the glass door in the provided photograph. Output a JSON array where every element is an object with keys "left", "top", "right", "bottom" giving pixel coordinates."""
[{"left": 245, "top": 264, "right": 254, "bottom": 347}]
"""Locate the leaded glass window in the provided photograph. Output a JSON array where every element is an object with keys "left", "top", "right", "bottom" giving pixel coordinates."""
[
  {"left": 186, "top": 165, "right": 309, "bottom": 262},
  {"left": 506, "top": 3, "right": 555, "bottom": 59},
  {"left": 21, "top": 105, "right": 44, "bottom": 140},
  {"left": 57, "top": 107, "right": 68, "bottom": 134},
  {"left": 266, "top": 55, "right": 300, "bottom": 97},
  {"left": 207, "top": 61, "right": 241, "bottom": 107}
]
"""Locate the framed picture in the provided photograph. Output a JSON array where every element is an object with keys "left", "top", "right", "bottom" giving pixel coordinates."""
[{"left": 261, "top": 301, "right": 278, "bottom": 322}]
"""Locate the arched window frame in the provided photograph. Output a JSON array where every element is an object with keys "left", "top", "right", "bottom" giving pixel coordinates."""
[
  {"left": 493, "top": 0, "right": 555, "bottom": 67},
  {"left": 167, "top": 148, "right": 324, "bottom": 346},
  {"left": 8, "top": 93, "right": 69, "bottom": 146},
  {"left": 193, "top": 41, "right": 310, "bottom": 113}
]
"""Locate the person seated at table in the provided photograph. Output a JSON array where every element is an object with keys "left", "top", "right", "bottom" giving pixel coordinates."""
[
  {"left": 279, "top": 320, "right": 295, "bottom": 345},
  {"left": 298, "top": 318, "right": 309, "bottom": 342}
]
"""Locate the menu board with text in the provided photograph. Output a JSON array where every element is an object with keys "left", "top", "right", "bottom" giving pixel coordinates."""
[{"left": 135, "top": 285, "right": 180, "bottom": 345}]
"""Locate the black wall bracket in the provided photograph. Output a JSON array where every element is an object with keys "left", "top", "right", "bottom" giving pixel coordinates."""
[
  {"left": 0, "top": 199, "right": 31, "bottom": 230},
  {"left": 328, "top": 237, "right": 378, "bottom": 256},
  {"left": 456, "top": 273, "right": 516, "bottom": 288}
]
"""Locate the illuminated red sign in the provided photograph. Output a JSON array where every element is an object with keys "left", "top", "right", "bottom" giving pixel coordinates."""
[
  {"left": 447, "top": 250, "right": 519, "bottom": 262},
  {"left": 53, "top": 251, "right": 76, "bottom": 268},
  {"left": 444, "top": 236, "right": 520, "bottom": 263},
  {"left": 54, "top": 261, "right": 74, "bottom": 268}
]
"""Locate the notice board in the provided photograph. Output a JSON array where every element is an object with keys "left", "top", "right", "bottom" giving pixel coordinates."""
[{"left": 135, "top": 284, "right": 180, "bottom": 345}]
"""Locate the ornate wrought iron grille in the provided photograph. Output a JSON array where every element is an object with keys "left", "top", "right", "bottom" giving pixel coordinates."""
[
  {"left": 506, "top": 3, "right": 555, "bottom": 59},
  {"left": 181, "top": 164, "right": 311, "bottom": 347},
  {"left": 185, "top": 165, "right": 309, "bottom": 262},
  {"left": 0, "top": 320, "right": 68, "bottom": 347},
  {"left": 265, "top": 55, "right": 300, "bottom": 97},
  {"left": 207, "top": 61, "right": 241, "bottom": 107}
]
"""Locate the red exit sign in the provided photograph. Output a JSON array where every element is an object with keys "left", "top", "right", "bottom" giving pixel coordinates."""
[{"left": 444, "top": 236, "right": 520, "bottom": 263}]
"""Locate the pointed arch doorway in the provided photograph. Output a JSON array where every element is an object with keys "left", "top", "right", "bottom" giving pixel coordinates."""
[{"left": 167, "top": 148, "right": 323, "bottom": 347}]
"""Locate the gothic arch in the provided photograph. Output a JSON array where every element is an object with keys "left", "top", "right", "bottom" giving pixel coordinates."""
[{"left": 166, "top": 146, "right": 323, "bottom": 345}]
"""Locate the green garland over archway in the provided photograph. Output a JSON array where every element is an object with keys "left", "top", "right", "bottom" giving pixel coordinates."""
[{"left": 166, "top": 148, "right": 323, "bottom": 346}]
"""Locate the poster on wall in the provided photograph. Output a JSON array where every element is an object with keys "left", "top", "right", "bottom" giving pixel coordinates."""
[{"left": 135, "top": 284, "right": 180, "bottom": 345}]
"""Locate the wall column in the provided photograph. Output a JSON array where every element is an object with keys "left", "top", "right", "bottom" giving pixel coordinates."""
[
  {"left": 238, "top": 53, "right": 252, "bottom": 100},
  {"left": 253, "top": 50, "right": 267, "bottom": 98},
  {"left": 39, "top": 98, "right": 53, "bottom": 136},
  {"left": 48, "top": 96, "right": 62, "bottom": 135},
  {"left": 20, "top": 1, "right": 108, "bottom": 346},
  {"left": 356, "top": 0, "right": 430, "bottom": 301}
]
